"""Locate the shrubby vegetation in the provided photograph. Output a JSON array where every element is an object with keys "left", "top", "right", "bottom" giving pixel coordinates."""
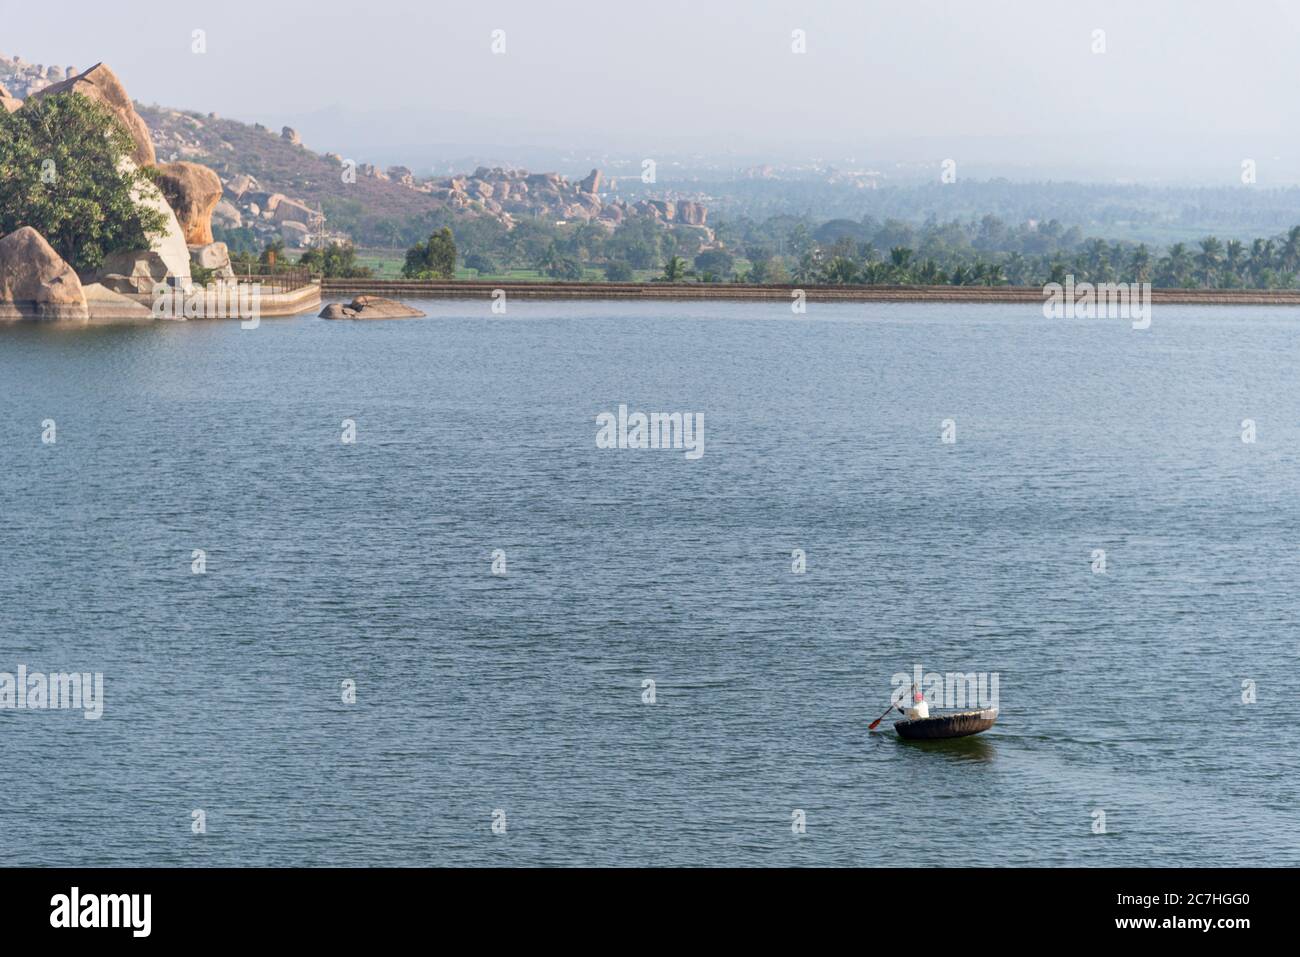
[{"left": 298, "top": 242, "right": 372, "bottom": 278}]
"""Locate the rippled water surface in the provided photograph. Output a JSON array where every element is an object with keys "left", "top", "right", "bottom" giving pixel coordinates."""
[{"left": 2, "top": 300, "right": 1298, "bottom": 866}]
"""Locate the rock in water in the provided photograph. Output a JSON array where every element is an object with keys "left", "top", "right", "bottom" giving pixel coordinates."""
[
  {"left": 29, "top": 63, "right": 156, "bottom": 167},
  {"left": 320, "top": 296, "right": 425, "bottom": 320},
  {"left": 0, "top": 226, "right": 89, "bottom": 321},
  {"left": 155, "top": 162, "right": 223, "bottom": 246}
]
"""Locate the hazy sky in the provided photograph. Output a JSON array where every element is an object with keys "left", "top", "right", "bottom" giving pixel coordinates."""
[{"left": 5, "top": 0, "right": 1300, "bottom": 179}]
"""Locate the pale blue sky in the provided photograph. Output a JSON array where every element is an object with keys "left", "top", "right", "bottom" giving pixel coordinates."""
[{"left": 5, "top": 0, "right": 1300, "bottom": 178}]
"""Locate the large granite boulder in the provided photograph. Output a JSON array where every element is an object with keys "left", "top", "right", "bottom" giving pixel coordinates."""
[
  {"left": 579, "top": 169, "right": 602, "bottom": 194},
  {"left": 272, "top": 197, "right": 314, "bottom": 224},
  {"left": 0, "top": 227, "right": 89, "bottom": 321},
  {"left": 0, "top": 82, "right": 20, "bottom": 113},
  {"left": 676, "top": 201, "right": 708, "bottom": 226},
  {"left": 30, "top": 63, "right": 155, "bottom": 167},
  {"left": 212, "top": 199, "right": 242, "bottom": 229},
  {"left": 225, "top": 173, "right": 258, "bottom": 200},
  {"left": 123, "top": 157, "right": 192, "bottom": 285},
  {"left": 189, "top": 241, "right": 234, "bottom": 278},
  {"left": 96, "top": 249, "right": 173, "bottom": 293},
  {"left": 155, "top": 162, "right": 222, "bottom": 245},
  {"left": 280, "top": 221, "right": 310, "bottom": 245},
  {"left": 320, "top": 296, "right": 425, "bottom": 320}
]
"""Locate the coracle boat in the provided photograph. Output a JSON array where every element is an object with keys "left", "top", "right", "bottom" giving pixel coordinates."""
[{"left": 895, "top": 707, "right": 998, "bottom": 740}]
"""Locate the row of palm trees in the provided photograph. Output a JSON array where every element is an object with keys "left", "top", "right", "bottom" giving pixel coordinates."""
[{"left": 662, "top": 226, "right": 1300, "bottom": 289}]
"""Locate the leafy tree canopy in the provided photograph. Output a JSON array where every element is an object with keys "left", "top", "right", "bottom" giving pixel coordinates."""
[
  {"left": 402, "top": 227, "right": 457, "bottom": 280},
  {"left": 0, "top": 92, "right": 167, "bottom": 272}
]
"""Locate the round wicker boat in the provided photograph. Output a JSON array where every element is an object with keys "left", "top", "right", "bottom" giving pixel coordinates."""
[{"left": 895, "top": 708, "right": 998, "bottom": 740}]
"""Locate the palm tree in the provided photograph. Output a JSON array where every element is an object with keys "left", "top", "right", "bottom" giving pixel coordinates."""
[
  {"left": 1280, "top": 226, "right": 1300, "bottom": 274},
  {"left": 661, "top": 256, "right": 687, "bottom": 282},
  {"left": 792, "top": 250, "right": 823, "bottom": 285},
  {"left": 1196, "top": 237, "right": 1225, "bottom": 287},
  {"left": 888, "top": 246, "right": 914, "bottom": 283},
  {"left": 1224, "top": 240, "right": 1245, "bottom": 288},
  {"left": 1083, "top": 239, "right": 1111, "bottom": 282},
  {"left": 1159, "top": 243, "right": 1193, "bottom": 288},
  {"left": 915, "top": 259, "right": 944, "bottom": 285},
  {"left": 1248, "top": 239, "right": 1275, "bottom": 286},
  {"left": 822, "top": 256, "right": 858, "bottom": 285},
  {"left": 1130, "top": 244, "right": 1152, "bottom": 283},
  {"left": 1003, "top": 252, "right": 1027, "bottom": 285}
]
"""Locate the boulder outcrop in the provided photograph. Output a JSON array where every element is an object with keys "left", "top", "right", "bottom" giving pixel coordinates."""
[
  {"left": 0, "top": 82, "right": 20, "bottom": 113},
  {"left": 123, "top": 158, "right": 192, "bottom": 284},
  {"left": 579, "top": 169, "right": 602, "bottom": 194},
  {"left": 95, "top": 249, "right": 174, "bottom": 294},
  {"left": 320, "top": 296, "right": 425, "bottom": 320},
  {"left": 0, "top": 227, "right": 89, "bottom": 321},
  {"left": 189, "top": 242, "right": 234, "bottom": 278},
  {"left": 155, "top": 162, "right": 223, "bottom": 245},
  {"left": 30, "top": 63, "right": 155, "bottom": 167},
  {"left": 212, "top": 199, "right": 243, "bottom": 229}
]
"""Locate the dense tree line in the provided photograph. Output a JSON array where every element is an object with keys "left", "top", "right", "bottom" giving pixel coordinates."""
[
  {"left": 240, "top": 209, "right": 1300, "bottom": 290},
  {"left": 701, "top": 215, "right": 1300, "bottom": 288}
]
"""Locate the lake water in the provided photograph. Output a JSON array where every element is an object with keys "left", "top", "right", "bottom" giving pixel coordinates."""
[{"left": 2, "top": 299, "right": 1298, "bottom": 866}]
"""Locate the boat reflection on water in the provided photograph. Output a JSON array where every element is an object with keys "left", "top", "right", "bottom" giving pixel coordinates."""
[{"left": 896, "top": 732, "right": 997, "bottom": 764}]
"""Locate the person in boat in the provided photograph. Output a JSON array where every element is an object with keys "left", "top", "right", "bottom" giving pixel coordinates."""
[{"left": 900, "top": 684, "right": 929, "bottom": 720}]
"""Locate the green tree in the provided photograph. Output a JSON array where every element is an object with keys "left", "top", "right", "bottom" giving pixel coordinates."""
[
  {"left": 822, "top": 256, "right": 859, "bottom": 284},
  {"left": 661, "top": 256, "right": 687, "bottom": 282},
  {"left": 694, "top": 249, "right": 735, "bottom": 278},
  {"left": 887, "top": 246, "right": 914, "bottom": 283},
  {"left": 298, "top": 242, "right": 373, "bottom": 278},
  {"left": 1130, "top": 244, "right": 1152, "bottom": 283},
  {"left": 0, "top": 92, "right": 167, "bottom": 272},
  {"left": 402, "top": 227, "right": 457, "bottom": 279},
  {"left": 1195, "top": 237, "right": 1224, "bottom": 287}
]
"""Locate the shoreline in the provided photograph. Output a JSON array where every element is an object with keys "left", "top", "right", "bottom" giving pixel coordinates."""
[{"left": 319, "top": 279, "right": 1300, "bottom": 306}]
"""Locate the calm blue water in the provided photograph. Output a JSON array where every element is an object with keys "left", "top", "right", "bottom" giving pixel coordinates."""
[{"left": 2, "top": 299, "right": 1298, "bottom": 866}]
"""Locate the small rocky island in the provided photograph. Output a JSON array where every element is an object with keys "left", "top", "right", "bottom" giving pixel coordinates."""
[{"left": 320, "top": 296, "right": 425, "bottom": 320}]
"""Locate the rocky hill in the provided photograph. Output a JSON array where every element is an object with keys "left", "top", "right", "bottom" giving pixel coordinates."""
[
  {"left": 140, "top": 106, "right": 712, "bottom": 249},
  {"left": 5, "top": 51, "right": 713, "bottom": 252},
  {"left": 0, "top": 52, "right": 80, "bottom": 97}
]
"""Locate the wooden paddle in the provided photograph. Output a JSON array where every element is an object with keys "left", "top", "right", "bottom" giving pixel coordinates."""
[
  {"left": 868, "top": 703, "right": 901, "bottom": 731},
  {"left": 869, "top": 683, "right": 918, "bottom": 731}
]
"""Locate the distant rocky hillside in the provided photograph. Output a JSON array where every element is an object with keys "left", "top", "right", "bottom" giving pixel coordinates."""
[
  {"left": 6, "top": 50, "right": 713, "bottom": 252},
  {"left": 139, "top": 105, "right": 712, "bottom": 249},
  {"left": 0, "top": 52, "right": 80, "bottom": 97},
  {"left": 135, "top": 105, "right": 444, "bottom": 247}
]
